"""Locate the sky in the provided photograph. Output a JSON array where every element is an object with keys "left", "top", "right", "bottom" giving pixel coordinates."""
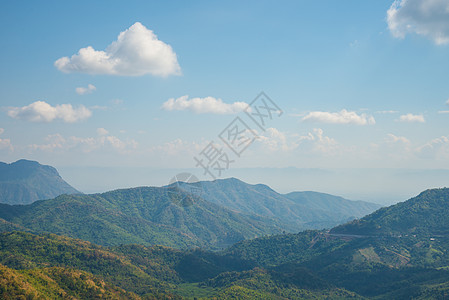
[{"left": 1, "top": 0, "right": 449, "bottom": 204}]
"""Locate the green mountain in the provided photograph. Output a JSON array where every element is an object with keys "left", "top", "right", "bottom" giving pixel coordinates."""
[
  {"left": 0, "top": 231, "right": 180, "bottom": 299},
  {"left": 0, "top": 186, "right": 283, "bottom": 250},
  {"left": 330, "top": 188, "right": 449, "bottom": 236},
  {"left": 0, "top": 159, "right": 79, "bottom": 205},
  {"left": 224, "top": 188, "right": 449, "bottom": 299},
  {"left": 181, "top": 178, "right": 380, "bottom": 230}
]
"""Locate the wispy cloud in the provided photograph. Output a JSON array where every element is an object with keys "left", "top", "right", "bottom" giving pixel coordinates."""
[
  {"left": 96, "top": 128, "right": 109, "bottom": 136},
  {"left": 386, "top": 133, "right": 410, "bottom": 145},
  {"left": 254, "top": 127, "right": 339, "bottom": 156},
  {"left": 416, "top": 135, "right": 449, "bottom": 159},
  {"left": 162, "top": 95, "right": 248, "bottom": 114},
  {"left": 76, "top": 84, "right": 96, "bottom": 95},
  {"left": 302, "top": 109, "right": 375, "bottom": 125},
  {"left": 55, "top": 22, "right": 181, "bottom": 77},
  {"left": 8, "top": 101, "right": 92, "bottom": 123},
  {"left": 397, "top": 113, "right": 425, "bottom": 123},
  {"left": 387, "top": 0, "right": 449, "bottom": 45},
  {"left": 30, "top": 132, "right": 137, "bottom": 154},
  {"left": 375, "top": 110, "right": 399, "bottom": 114},
  {"left": 0, "top": 128, "right": 13, "bottom": 152}
]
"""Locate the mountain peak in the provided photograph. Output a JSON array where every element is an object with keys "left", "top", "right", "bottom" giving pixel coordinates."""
[{"left": 0, "top": 159, "right": 79, "bottom": 205}]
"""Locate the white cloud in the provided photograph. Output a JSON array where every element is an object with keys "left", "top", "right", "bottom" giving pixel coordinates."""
[
  {"left": 371, "top": 133, "right": 413, "bottom": 160},
  {"left": 0, "top": 128, "right": 13, "bottom": 151},
  {"left": 387, "top": 0, "right": 449, "bottom": 45},
  {"left": 30, "top": 132, "right": 137, "bottom": 154},
  {"left": 398, "top": 113, "right": 425, "bottom": 123},
  {"left": 416, "top": 135, "right": 449, "bottom": 158},
  {"left": 150, "top": 138, "right": 208, "bottom": 156},
  {"left": 96, "top": 128, "right": 109, "bottom": 136},
  {"left": 438, "top": 110, "right": 449, "bottom": 114},
  {"left": 76, "top": 84, "right": 96, "bottom": 95},
  {"left": 386, "top": 133, "right": 410, "bottom": 144},
  {"left": 256, "top": 128, "right": 294, "bottom": 152},
  {"left": 302, "top": 109, "right": 375, "bottom": 125},
  {"left": 90, "top": 105, "right": 108, "bottom": 111},
  {"left": 376, "top": 110, "right": 399, "bottom": 114},
  {"left": 254, "top": 127, "right": 338, "bottom": 156},
  {"left": 111, "top": 99, "right": 124, "bottom": 106},
  {"left": 285, "top": 128, "right": 340, "bottom": 156},
  {"left": 303, "top": 128, "right": 338, "bottom": 153},
  {"left": 0, "top": 138, "right": 13, "bottom": 151},
  {"left": 446, "top": 98, "right": 449, "bottom": 105},
  {"left": 162, "top": 95, "right": 248, "bottom": 114},
  {"left": 55, "top": 22, "right": 181, "bottom": 77},
  {"left": 8, "top": 101, "right": 92, "bottom": 123}
]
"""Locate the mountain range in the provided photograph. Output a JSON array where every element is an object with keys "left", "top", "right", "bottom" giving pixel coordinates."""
[
  {"left": 0, "top": 160, "right": 381, "bottom": 251},
  {"left": 2, "top": 187, "right": 449, "bottom": 298},
  {"left": 178, "top": 177, "right": 381, "bottom": 231}
]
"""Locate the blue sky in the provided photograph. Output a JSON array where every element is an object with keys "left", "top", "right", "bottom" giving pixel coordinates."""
[{"left": 1, "top": 0, "right": 449, "bottom": 203}]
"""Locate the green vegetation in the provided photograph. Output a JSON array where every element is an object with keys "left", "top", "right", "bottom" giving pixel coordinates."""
[
  {"left": 0, "top": 186, "right": 283, "bottom": 250},
  {"left": 0, "top": 264, "right": 140, "bottom": 299},
  {"left": 0, "top": 231, "right": 359, "bottom": 299}
]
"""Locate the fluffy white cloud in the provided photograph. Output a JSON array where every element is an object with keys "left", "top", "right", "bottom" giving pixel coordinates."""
[
  {"left": 302, "top": 109, "right": 375, "bottom": 125},
  {"left": 55, "top": 22, "right": 181, "bottom": 77},
  {"left": 387, "top": 0, "right": 449, "bottom": 45},
  {"left": 96, "top": 128, "right": 109, "bottom": 136},
  {"left": 8, "top": 101, "right": 92, "bottom": 123},
  {"left": 302, "top": 128, "right": 338, "bottom": 153},
  {"left": 76, "top": 84, "right": 96, "bottom": 95},
  {"left": 256, "top": 128, "right": 294, "bottom": 152},
  {"left": 162, "top": 95, "right": 248, "bottom": 114},
  {"left": 398, "top": 113, "right": 425, "bottom": 123}
]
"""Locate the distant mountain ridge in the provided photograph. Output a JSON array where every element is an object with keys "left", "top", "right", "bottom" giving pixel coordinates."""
[
  {"left": 0, "top": 186, "right": 283, "bottom": 250},
  {"left": 0, "top": 159, "right": 79, "bottom": 205},
  {"left": 178, "top": 177, "right": 381, "bottom": 231}
]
